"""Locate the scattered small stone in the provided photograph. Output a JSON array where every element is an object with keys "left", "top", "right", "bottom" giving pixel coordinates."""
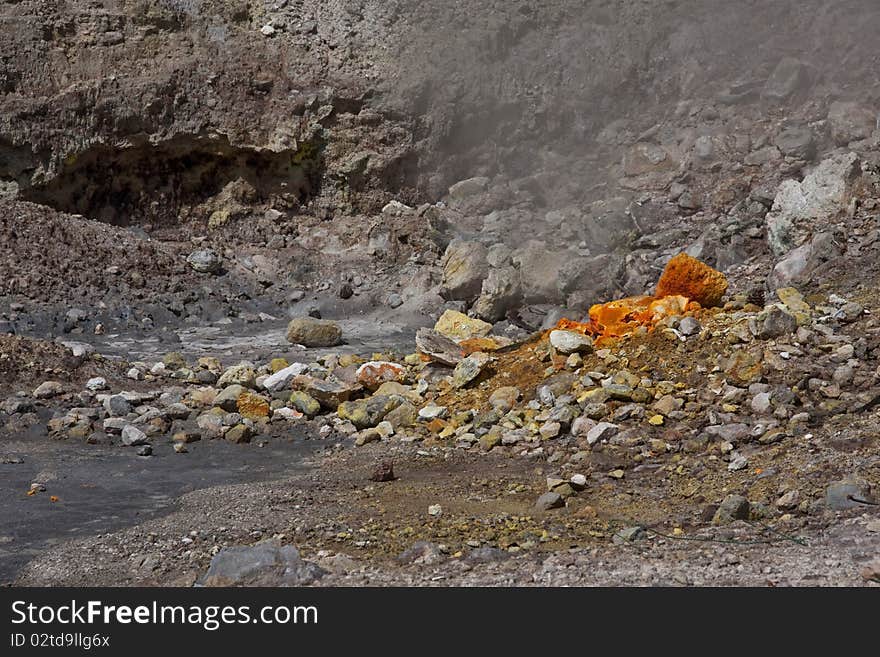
[
  {"left": 428, "top": 504, "right": 442, "bottom": 517},
  {"left": 370, "top": 460, "right": 395, "bottom": 482},
  {"left": 549, "top": 330, "right": 594, "bottom": 355},
  {"left": 452, "top": 351, "right": 492, "bottom": 388},
  {"left": 678, "top": 316, "right": 701, "bottom": 336},
  {"left": 433, "top": 309, "right": 492, "bottom": 342},
  {"left": 825, "top": 479, "right": 875, "bottom": 510},
  {"left": 136, "top": 445, "right": 152, "bottom": 457},
  {"left": 225, "top": 424, "right": 253, "bottom": 444},
  {"left": 861, "top": 562, "right": 880, "bottom": 584},
  {"left": 489, "top": 386, "right": 520, "bottom": 413},
  {"left": 338, "top": 395, "right": 401, "bottom": 430},
  {"left": 535, "top": 491, "right": 565, "bottom": 511},
  {"left": 613, "top": 526, "right": 647, "bottom": 544},
  {"left": 586, "top": 421, "right": 619, "bottom": 445},
  {"left": 418, "top": 404, "right": 447, "bottom": 421},
  {"left": 835, "top": 301, "right": 863, "bottom": 323},
  {"left": 397, "top": 541, "right": 445, "bottom": 565},
  {"left": 121, "top": 425, "right": 149, "bottom": 446},
  {"left": 775, "top": 490, "right": 801, "bottom": 509},
  {"left": 186, "top": 249, "right": 222, "bottom": 273},
  {"left": 263, "top": 362, "right": 309, "bottom": 392},
  {"left": 356, "top": 361, "right": 406, "bottom": 390},
  {"left": 570, "top": 474, "right": 587, "bottom": 489},
  {"left": 539, "top": 421, "right": 561, "bottom": 439},
  {"left": 713, "top": 494, "right": 750, "bottom": 524},
  {"left": 415, "top": 328, "right": 464, "bottom": 366},
  {"left": 751, "top": 392, "right": 772, "bottom": 414},
  {"left": 291, "top": 375, "right": 361, "bottom": 408},
  {"left": 288, "top": 390, "right": 321, "bottom": 417},
  {"left": 752, "top": 306, "right": 797, "bottom": 339},
  {"left": 105, "top": 394, "right": 133, "bottom": 417},
  {"left": 85, "top": 377, "right": 107, "bottom": 392},
  {"left": 237, "top": 391, "right": 270, "bottom": 420},
  {"left": 338, "top": 283, "right": 354, "bottom": 299},
  {"left": 33, "top": 381, "right": 63, "bottom": 399}
]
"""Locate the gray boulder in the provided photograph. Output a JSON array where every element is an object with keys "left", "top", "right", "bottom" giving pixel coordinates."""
[
  {"left": 202, "top": 540, "right": 325, "bottom": 586},
  {"left": 761, "top": 57, "right": 811, "bottom": 102},
  {"left": 440, "top": 240, "right": 488, "bottom": 301},
  {"left": 447, "top": 177, "right": 489, "bottom": 204},
  {"left": 773, "top": 125, "right": 816, "bottom": 160},
  {"left": 472, "top": 266, "right": 521, "bottom": 322},
  {"left": 768, "top": 231, "right": 841, "bottom": 289},
  {"left": 828, "top": 101, "right": 876, "bottom": 146},
  {"left": 512, "top": 240, "right": 564, "bottom": 304},
  {"left": 766, "top": 152, "right": 860, "bottom": 255}
]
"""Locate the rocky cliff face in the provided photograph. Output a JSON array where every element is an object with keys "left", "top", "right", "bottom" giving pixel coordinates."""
[{"left": 1, "top": 0, "right": 880, "bottom": 334}]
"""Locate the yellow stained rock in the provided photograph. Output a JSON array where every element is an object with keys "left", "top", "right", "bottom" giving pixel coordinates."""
[
  {"left": 237, "top": 391, "right": 270, "bottom": 420},
  {"left": 269, "top": 358, "right": 289, "bottom": 373},
  {"left": 648, "top": 414, "right": 665, "bottom": 426},
  {"left": 776, "top": 287, "right": 811, "bottom": 313},
  {"left": 433, "top": 309, "right": 492, "bottom": 343}
]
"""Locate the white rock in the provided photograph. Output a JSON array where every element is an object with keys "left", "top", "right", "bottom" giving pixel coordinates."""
[
  {"left": 127, "top": 367, "right": 144, "bottom": 381},
  {"left": 273, "top": 407, "right": 303, "bottom": 421},
  {"left": 85, "top": 377, "right": 107, "bottom": 392},
  {"left": 381, "top": 200, "right": 413, "bottom": 215},
  {"left": 263, "top": 362, "right": 310, "bottom": 392},
  {"left": 586, "top": 421, "right": 619, "bottom": 446},
  {"left": 427, "top": 504, "right": 442, "bottom": 517},
  {"left": 549, "top": 330, "right": 594, "bottom": 355},
  {"left": 260, "top": 24, "right": 276, "bottom": 36},
  {"left": 418, "top": 404, "right": 447, "bottom": 420}
]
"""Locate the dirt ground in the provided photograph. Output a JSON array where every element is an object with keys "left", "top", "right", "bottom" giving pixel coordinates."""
[{"left": 8, "top": 433, "right": 878, "bottom": 587}]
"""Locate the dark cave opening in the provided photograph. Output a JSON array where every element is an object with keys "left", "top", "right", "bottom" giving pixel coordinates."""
[{"left": 19, "top": 133, "right": 324, "bottom": 227}]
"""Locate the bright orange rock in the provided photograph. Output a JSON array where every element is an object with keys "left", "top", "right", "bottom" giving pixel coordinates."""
[
  {"left": 655, "top": 253, "right": 728, "bottom": 307},
  {"left": 587, "top": 295, "right": 690, "bottom": 338},
  {"left": 554, "top": 317, "right": 598, "bottom": 336},
  {"left": 551, "top": 254, "right": 720, "bottom": 343},
  {"left": 356, "top": 361, "right": 406, "bottom": 390},
  {"left": 236, "top": 391, "right": 270, "bottom": 420}
]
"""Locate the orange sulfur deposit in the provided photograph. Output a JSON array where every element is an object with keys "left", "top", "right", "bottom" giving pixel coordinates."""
[
  {"left": 655, "top": 252, "right": 728, "bottom": 308},
  {"left": 552, "top": 253, "right": 727, "bottom": 342}
]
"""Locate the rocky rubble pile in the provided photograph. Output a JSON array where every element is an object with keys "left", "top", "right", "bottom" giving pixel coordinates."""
[{"left": 5, "top": 256, "right": 877, "bottom": 519}]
